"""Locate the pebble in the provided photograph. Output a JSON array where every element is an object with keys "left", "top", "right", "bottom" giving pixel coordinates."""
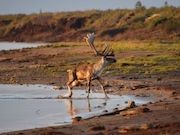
[
  {"left": 127, "top": 100, "right": 136, "bottom": 108},
  {"left": 140, "top": 124, "right": 150, "bottom": 129},
  {"left": 72, "top": 116, "right": 82, "bottom": 123},
  {"left": 102, "top": 110, "right": 108, "bottom": 113},
  {"left": 141, "top": 107, "right": 150, "bottom": 113},
  {"left": 120, "top": 110, "right": 137, "bottom": 116},
  {"left": 113, "top": 108, "right": 118, "bottom": 111},
  {"left": 89, "top": 125, "right": 105, "bottom": 131},
  {"left": 119, "top": 129, "right": 128, "bottom": 133},
  {"left": 53, "top": 86, "right": 64, "bottom": 90}
]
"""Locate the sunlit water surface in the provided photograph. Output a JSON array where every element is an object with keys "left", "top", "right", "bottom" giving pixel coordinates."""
[
  {"left": 0, "top": 84, "right": 154, "bottom": 133},
  {"left": 0, "top": 42, "right": 44, "bottom": 51}
]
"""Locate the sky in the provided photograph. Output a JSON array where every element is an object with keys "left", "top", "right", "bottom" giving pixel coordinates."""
[{"left": 0, "top": 0, "right": 180, "bottom": 15}]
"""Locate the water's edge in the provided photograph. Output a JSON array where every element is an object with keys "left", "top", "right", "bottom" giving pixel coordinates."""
[
  {"left": 0, "top": 84, "right": 155, "bottom": 133},
  {"left": 0, "top": 42, "right": 46, "bottom": 51}
]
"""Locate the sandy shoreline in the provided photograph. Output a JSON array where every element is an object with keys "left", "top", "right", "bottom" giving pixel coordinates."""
[{"left": 1, "top": 77, "right": 179, "bottom": 135}]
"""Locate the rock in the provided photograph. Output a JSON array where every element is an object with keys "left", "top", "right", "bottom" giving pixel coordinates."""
[
  {"left": 0, "top": 57, "right": 11, "bottom": 62},
  {"left": 131, "top": 84, "right": 148, "bottom": 90},
  {"left": 104, "top": 84, "right": 112, "bottom": 88},
  {"left": 121, "top": 107, "right": 150, "bottom": 116},
  {"left": 28, "top": 64, "right": 41, "bottom": 69},
  {"left": 140, "top": 123, "right": 155, "bottom": 129},
  {"left": 141, "top": 107, "right": 150, "bottom": 113},
  {"left": 148, "top": 102, "right": 152, "bottom": 104},
  {"left": 119, "top": 125, "right": 139, "bottom": 131},
  {"left": 119, "top": 129, "right": 128, "bottom": 133},
  {"left": 89, "top": 125, "right": 105, "bottom": 131},
  {"left": 127, "top": 100, "right": 136, "bottom": 108},
  {"left": 130, "top": 86, "right": 136, "bottom": 90},
  {"left": 171, "top": 91, "right": 177, "bottom": 96},
  {"left": 120, "top": 110, "right": 137, "bottom": 116},
  {"left": 113, "top": 108, "right": 118, "bottom": 111},
  {"left": 53, "top": 86, "right": 64, "bottom": 90},
  {"left": 72, "top": 116, "right": 82, "bottom": 123},
  {"left": 146, "top": 54, "right": 154, "bottom": 57},
  {"left": 123, "top": 86, "right": 130, "bottom": 91},
  {"left": 121, "top": 63, "right": 130, "bottom": 66},
  {"left": 9, "top": 77, "right": 18, "bottom": 83},
  {"left": 119, "top": 123, "right": 154, "bottom": 133},
  {"left": 102, "top": 110, "right": 108, "bottom": 113},
  {"left": 140, "top": 124, "right": 149, "bottom": 130},
  {"left": 158, "top": 100, "right": 162, "bottom": 102},
  {"left": 157, "top": 77, "right": 162, "bottom": 81},
  {"left": 95, "top": 105, "right": 102, "bottom": 108}
]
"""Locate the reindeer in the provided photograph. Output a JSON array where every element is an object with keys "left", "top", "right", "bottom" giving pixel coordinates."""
[{"left": 61, "top": 33, "right": 116, "bottom": 98}]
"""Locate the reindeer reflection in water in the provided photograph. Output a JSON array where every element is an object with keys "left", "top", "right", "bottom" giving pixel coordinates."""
[
  {"left": 64, "top": 99, "right": 91, "bottom": 117},
  {"left": 63, "top": 98, "right": 108, "bottom": 118},
  {"left": 60, "top": 33, "right": 116, "bottom": 98}
]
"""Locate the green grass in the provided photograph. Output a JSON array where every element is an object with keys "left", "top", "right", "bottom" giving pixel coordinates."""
[
  {"left": 110, "top": 41, "right": 180, "bottom": 52},
  {"left": 104, "top": 41, "right": 180, "bottom": 75},
  {"left": 110, "top": 55, "right": 179, "bottom": 74}
]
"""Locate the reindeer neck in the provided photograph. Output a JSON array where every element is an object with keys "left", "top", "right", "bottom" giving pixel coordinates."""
[{"left": 93, "top": 57, "right": 107, "bottom": 76}]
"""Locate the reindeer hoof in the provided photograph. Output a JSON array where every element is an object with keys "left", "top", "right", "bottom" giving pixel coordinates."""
[
  {"left": 57, "top": 95, "right": 65, "bottom": 99},
  {"left": 57, "top": 94, "right": 72, "bottom": 99}
]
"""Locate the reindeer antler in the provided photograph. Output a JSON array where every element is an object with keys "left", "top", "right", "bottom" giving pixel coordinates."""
[
  {"left": 102, "top": 43, "right": 114, "bottom": 56},
  {"left": 84, "top": 33, "right": 99, "bottom": 55},
  {"left": 84, "top": 33, "right": 114, "bottom": 57}
]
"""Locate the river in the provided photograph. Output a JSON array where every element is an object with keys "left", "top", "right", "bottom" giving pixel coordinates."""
[
  {"left": 0, "top": 42, "right": 45, "bottom": 51},
  {"left": 0, "top": 84, "right": 154, "bottom": 133}
]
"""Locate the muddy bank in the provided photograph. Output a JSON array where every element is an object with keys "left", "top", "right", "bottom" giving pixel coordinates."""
[{"left": 1, "top": 83, "right": 179, "bottom": 135}]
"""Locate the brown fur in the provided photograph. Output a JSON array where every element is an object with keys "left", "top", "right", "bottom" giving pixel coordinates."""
[{"left": 62, "top": 33, "right": 116, "bottom": 98}]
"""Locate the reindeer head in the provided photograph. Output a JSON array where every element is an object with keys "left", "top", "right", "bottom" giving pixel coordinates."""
[{"left": 84, "top": 33, "right": 116, "bottom": 64}]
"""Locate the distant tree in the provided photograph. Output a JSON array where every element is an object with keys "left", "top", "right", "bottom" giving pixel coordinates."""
[
  {"left": 39, "top": 9, "right": 42, "bottom": 14},
  {"left": 164, "top": 1, "right": 168, "bottom": 7},
  {"left": 135, "top": 1, "right": 142, "bottom": 9}
]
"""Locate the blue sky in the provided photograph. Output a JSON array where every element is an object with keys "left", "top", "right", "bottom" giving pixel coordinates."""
[{"left": 0, "top": 0, "right": 180, "bottom": 15}]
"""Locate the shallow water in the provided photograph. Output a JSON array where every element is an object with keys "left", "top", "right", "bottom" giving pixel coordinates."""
[
  {"left": 0, "top": 42, "right": 44, "bottom": 51},
  {"left": 0, "top": 84, "right": 154, "bottom": 133}
]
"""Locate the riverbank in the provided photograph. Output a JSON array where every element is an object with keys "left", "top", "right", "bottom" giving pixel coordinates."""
[
  {"left": 1, "top": 78, "right": 179, "bottom": 135},
  {"left": 0, "top": 7, "right": 180, "bottom": 42},
  {"left": 0, "top": 41, "right": 179, "bottom": 134}
]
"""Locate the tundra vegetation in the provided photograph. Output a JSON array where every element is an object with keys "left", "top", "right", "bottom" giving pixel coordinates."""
[{"left": 0, "top": 7, "right": 179, "bottom": 42}]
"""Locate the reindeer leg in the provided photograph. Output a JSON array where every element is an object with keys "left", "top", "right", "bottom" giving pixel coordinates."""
[
  {"left": 62, "top": 80, "right": 79, "bottom": 98},
  {"left": 97, "top": 77, "right": 109, "bottom": 98},
  {"left": 61, "top": 69, "right": 77, "bottom": 98},
  {"left": 87, "top": 79, "right": 91, "bottom": 98},
  {"left": 60, "top": 82, "right": 73, "bottom": 98},
  {"left": 65, "top": 84, "right": 73, "bottom": 98}
]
